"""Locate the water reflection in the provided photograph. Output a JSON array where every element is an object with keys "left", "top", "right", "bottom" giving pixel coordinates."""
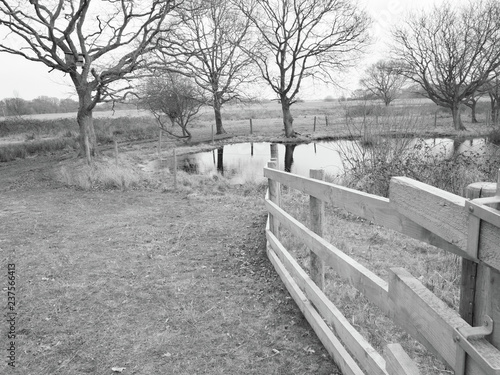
[{"left": 164, "top": 137, "right": 496, "bottom": 184}]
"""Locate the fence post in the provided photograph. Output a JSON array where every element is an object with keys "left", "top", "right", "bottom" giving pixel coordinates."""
[
  {"left": 309, "top": 169, "right": 325, "bottom": 290},
  {"left": 461, "top": 182, "right": 497, "bottom": 326},
  {"left": 250, "top": 118, "right": 253, "bottom": 134},
  {"left": 462, "top": 173, "right": 500, "bottom": 372},
  {"left": 268, "top": 160, "right": 280, "bottom": 237},
  {"left": 325, "top": 115, "right": 329, "bottom": 127},
  {"left": 313, "top": 116, "right": 317, "bottom": 132}
]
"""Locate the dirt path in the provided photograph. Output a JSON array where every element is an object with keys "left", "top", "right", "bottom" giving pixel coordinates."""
[{"left": 0, "top": 157, "right": 338, "bottom": 374}]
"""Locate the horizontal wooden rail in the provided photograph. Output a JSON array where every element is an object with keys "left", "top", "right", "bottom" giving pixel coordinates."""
[
  {"left": 267, "top": 229, "right": 388, "bottom": 375},
  {"left": 265, "top": 196, "right": 390, "bottom": 315},
  {"left": 388, "top": 267, "right": 500, "bottom": 375},
  {"left": 390, "top": 177, "right": 500, "bottom": 271},
  {"left": 263, "top": 167, "right": 470, "bottom": 260},
  {"left": 385, "top": 344, "right": 421, "bottom": 375}
]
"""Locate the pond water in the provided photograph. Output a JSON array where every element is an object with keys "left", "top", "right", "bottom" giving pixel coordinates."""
[{"left": 151, "top": 137, "right": 497, "bottom": 184}]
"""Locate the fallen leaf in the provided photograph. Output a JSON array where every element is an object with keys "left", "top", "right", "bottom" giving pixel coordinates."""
[{"left": 111, "top": 367, "right": 126, "bottom": 373}]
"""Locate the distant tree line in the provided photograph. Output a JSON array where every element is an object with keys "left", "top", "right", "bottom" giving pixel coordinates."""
[{"left": 0, "top": 96, "right": 137, "bottom": 117}]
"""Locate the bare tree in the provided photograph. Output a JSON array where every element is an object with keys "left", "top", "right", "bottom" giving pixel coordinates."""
[
  {"left": 141, "top": 73, "right": 205, "bottom": 140},
  {"left": 237, "top": 0, "right": 370, "bottom": 137},
  {"left": 392, "top": 0, "right": 500, "bottom": 130},
  {"left": 484, "top": 74, "right": 500, "bottom": 125},
  {"left": 464, "top": 90, "right": 484, "bottom": 123},
  {"left": 0, "top": 0, "right": 176, "bottom": 163},
  {"left": 155, "top": 0, "right": 254, "bottom": 135},
  {"left": 359, "top": 60, "right": 406, "bottom": 106}
]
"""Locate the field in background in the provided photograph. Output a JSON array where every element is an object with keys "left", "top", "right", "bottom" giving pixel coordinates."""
[{"left": 0, "top": 98, "right": 497, "bottom": 163}]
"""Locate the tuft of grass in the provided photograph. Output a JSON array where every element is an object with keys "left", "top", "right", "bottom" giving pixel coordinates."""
[{"left": 56, "top": 156, "right": 144, "bottom": 190}]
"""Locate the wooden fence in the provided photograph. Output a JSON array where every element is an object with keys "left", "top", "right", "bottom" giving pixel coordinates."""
[{"left": 264, "top": 160, "right": 500, "bottom": 375}]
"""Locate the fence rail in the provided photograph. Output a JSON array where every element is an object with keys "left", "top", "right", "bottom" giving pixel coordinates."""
[{"left": 264, "top": 161, "right": 500, "bottom": 375}]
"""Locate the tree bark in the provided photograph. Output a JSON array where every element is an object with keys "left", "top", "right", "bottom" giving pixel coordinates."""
[
  {"left": 470, "top": 99, "right": 478, "bottom": 123},
  {"left": 76, "top": 88, "right": 98, "bottom": 163},
  {"left": 76, "top": 108, "right": 98, "bottom": 164},
  {"left": 213, "top": 95, "right": 226, "bottom": 135},
  {"left": 281, "top": 97, "right": 295, "bottom": 137},
  {"left": 451, "top": 104, "right": 466, "bottom": 130}
]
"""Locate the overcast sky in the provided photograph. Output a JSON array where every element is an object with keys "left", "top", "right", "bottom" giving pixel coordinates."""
[{"left": 0, "top": 0, "right": 459, "bottom": 101}]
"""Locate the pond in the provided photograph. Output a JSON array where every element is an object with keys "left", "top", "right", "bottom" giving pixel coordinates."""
[{"left": 150, "top": 137, "right": 498, "bottom": 184}]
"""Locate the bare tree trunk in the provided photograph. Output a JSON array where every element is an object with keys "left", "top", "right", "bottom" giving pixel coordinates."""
[
  {"left": 213, "top": 95, "right": 226, "bottom": 135},
  {"left": 470, "top": 99, "right": 478, "bottom": 123},
  {"left": 76, "top": 89, "right": 98, "bottom": 163},
  {"left": 76, "top": 108, "right": 98, "bottom": 164},
  {"left": 451, "top": 104, "right": 466, "bottom": 130},
  {"left": 281, "top": 97, "right": 295, "bottom": 137}
]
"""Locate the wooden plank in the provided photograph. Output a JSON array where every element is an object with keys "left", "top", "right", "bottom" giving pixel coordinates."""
[
  {"left": 266, "top": 245, "right": 366, "bottom": 375},
  {"left": 389, "top": 177, "right": 500, "bottom": 271},
  {"left": 263, "top": 167, "right": 469, "bottom": 259},
  {"left": 267, "top": 230, "right": 388, "bottom": 375},
  {"left": 309, "top": 169, "right": 325, "bottom": 290},
  {"left": 384, "top": 343, "right": 420, "bottom": 375},
  {"left": 265, "top": 197, "right": 390, "bottom": 315},
  {"left": 388, "top": 267, "right": 500, "bottom": 375}
]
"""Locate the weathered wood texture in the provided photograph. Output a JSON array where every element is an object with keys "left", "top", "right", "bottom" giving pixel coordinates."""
[
  {"left": 461, "top": 184, "right": 497, "bottom": 326},
  {"left": 266, "top": 241, "right": 366, "bottom": 375},
  {"left": 388, "top": 267, "right": 500, "bottom": 375},
  {"left": 384, "top": 343, "right": 420, "bottom": 375},
  {"left": 389, "top": 177, "right": 500, "bottom": 271},
  {"left": 267, "top": 229, "right": 388, "bottom": 375},
  {"left": 263, "top": 168, "right": 468, "bottom": 259},
  {"left": 309, "top": 169, "right": 325, "bottom": 290}
]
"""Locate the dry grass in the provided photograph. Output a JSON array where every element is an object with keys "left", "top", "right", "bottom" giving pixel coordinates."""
[{"left": 55, "top": 156, "right": 145, "bottom": 190}]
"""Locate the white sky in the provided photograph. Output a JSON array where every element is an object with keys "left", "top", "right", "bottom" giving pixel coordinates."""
[{"left": 0, "top": 0, "right": 461, "bottom": 101}]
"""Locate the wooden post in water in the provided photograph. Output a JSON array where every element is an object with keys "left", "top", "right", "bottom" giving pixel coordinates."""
[
  {"left": 309, "top": 169, "right": 325, "bottom": 290},
  {"left": 267, "top": 159, "right": 280, "bottom": 238}
]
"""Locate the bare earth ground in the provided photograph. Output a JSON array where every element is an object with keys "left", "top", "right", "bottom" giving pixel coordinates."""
[{"left": 0, "top": 155, "right": 339, "bottom": 374}]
